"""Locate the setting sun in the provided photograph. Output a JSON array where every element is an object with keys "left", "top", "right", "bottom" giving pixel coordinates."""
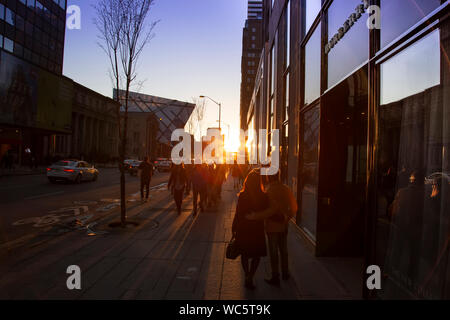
[{"left": 224, "top": 130, "right": 241, "bottom": 153}]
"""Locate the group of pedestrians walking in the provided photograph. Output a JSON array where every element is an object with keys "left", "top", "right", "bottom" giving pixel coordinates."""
[
  {"left": 138, "top": 158, "right": 297, "bottom": 291},
  {"left": 168, "top": 163, "right": 227, "bottom": 216}
]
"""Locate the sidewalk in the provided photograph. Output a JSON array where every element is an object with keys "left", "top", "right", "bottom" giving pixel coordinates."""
[{"left": 0, "top": 177, "right": 362, "bottom": 300}]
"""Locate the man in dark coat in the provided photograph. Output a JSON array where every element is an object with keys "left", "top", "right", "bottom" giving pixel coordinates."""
[{"left": 138, "top": 156, "right": 154, "bottom": 202}]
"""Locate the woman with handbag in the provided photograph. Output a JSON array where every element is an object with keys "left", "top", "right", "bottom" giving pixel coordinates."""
[{"left": 232, "top": 169, "right": 269, "bottom": 289}]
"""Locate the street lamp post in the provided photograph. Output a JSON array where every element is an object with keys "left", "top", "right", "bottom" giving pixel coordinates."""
[{"left": 200, "top": 95, "right": 222, "bottom": 131}]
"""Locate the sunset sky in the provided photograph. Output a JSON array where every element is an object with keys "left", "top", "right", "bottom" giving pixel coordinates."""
[{"left": 63, "top": 0, "right": 247, "bottom": 140}]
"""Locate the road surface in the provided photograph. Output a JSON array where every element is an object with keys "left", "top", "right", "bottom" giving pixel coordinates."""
[{"left": 0, "top": 169, "right": 169, "bottom": 247}]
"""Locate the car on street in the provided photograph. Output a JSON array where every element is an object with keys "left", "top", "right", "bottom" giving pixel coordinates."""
[
  {"left": 154, "top": 158, "right": 171, "bottom": 172},
  {"left": 124, "top": 159, "right": 142, "bottom": 176},
  {"left": 47, "top": 160, "right": 99, "bottom": 183}
]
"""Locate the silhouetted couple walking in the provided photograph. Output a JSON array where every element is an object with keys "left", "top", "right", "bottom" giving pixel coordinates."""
[{"left": 232, "top": 169, "right": 297, "bottom": 289}]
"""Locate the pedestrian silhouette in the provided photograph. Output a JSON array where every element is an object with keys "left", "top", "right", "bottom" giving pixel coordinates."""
[
  {"left": 168, "top": 164, "right": 188, "bottom": 215},
  {"left": 232, "top": 169, "right": 269, "bottom": 289}
]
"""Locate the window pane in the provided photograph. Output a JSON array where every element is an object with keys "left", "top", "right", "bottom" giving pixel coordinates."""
[
  {"left": 6, "top": 8, "right": 15, "bottom": 26},
  {"left": 375, "top": 24, "right": 449, "bottom": 299},
  {"left": 299, "top": 105, "right": 320, "bottom": 239},
  {"left": 4, "top": 38, "right": 14, "bottom": 52},
  {"left": 304, "top": 23, "right": 321, "bottom": 105},
  {"left": 0, "top": 4, "right": 4, "bottom": 20},
  {"left": 380, "top": 0, "right": 441, "bottom": 48},
  {"left": 380, "top": 30, "right": 441, "bottom": 105},
  {"left": 305, "top": 0, "right": 321, "bottom": 34},
  {"left": 327, "top": 0, "right": 369, "bottom": 89}
]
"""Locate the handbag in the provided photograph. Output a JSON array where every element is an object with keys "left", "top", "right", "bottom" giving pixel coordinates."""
[{"left": 226, "top": 236, "right": 240, "bottom": 260}]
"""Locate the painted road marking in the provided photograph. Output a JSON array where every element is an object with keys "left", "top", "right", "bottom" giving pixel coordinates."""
[
  {"left": 12, "top": 206, "right": 89, "bottom": 228},
  {"left": 25, "top": 191, "right": 64, "bottom": 200}
]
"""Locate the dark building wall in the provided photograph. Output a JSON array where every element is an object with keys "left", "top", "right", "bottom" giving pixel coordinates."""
[{"left": 0, "top": 0, "right": 67, "bottom": 165}]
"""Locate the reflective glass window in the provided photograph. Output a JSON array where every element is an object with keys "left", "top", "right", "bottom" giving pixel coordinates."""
[
  {"left": 299, "top": 105, "right": 320, "bottom": 239},
  {"left": 380, "top": 0, "right": 441, "bottom": 48},
  {"left": 380, "top": 31, "right": 440, "bottom": 105},
  {"left": 304, "top": 23, "right": 321, "bottom": 105},
  {"left": 0, "top": 4, "right": 4, "bottom": 21},
  {"left": 327, "top": 0, "right": 369, "bottom": 89},
  {"left": 375, "top": 26, "right": 449, "bottom": 299},
  {"left": 6, "top": 8, "right": 15, "bottom": 26},
  {"left": 4, "top": 38, "right": 14, "bottom": 53},
  {"left": 305, "top": 0, "right": 321, "bottom": 34}
]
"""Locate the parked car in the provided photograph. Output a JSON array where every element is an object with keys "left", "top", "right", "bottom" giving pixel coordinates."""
[
  {"left": 47, "top": 160, "right": 99, "bottom": 183},
  {"left": 154, "top": 158, "right": 171, "bottom": 172}
]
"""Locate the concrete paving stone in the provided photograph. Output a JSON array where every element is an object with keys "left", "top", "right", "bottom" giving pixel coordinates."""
[
  {"left": 194, "top": 259, "right": 223, "bottom": 300},
  {"left": 167, "top": 259, "right": 203, "bottom": 293},
  {"left": 119, "top": 239, "right": 159, "bottom": 258},
  {"left": 147, "top": 240, "right": 191, "bottom": 261},
  {"left": 43, "top": 285, "right": 84, "bottom": 300},
  {"left": 121, "top": 289, "right": 140, "bottom": 300},
  {"left": 94, "top": 258, "right": 143, "bottom": 288},
  {"left": 119, "top": 259, "right": 167, "bottom": 291},
  {"left": 203, "top": 242, "right": 226, "bottom": 262},
  {"left": 80, "top": 284, "right": 127, "bottom": 300},
  {"left": 150, "top": 260, "right": 183, "bottom": 299},
  {"left": 78, "top": 236, "right": 136, "bottom": 258},
  {"left": 157, "top": 214, "right": 198, "bottom": 242},
  {"left": 79, "top": 256, "right": 122, "bottom": 290},
  {"left": 165, "top": 291, "right": 201, "bottom": 300},
  {"left": 220, "top": 259, "right": 246, "bottom": 300}
]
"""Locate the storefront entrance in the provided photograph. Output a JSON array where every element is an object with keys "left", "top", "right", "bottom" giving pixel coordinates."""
[{"left": 316, "top": 67, "right": 368, "bottom": 257}]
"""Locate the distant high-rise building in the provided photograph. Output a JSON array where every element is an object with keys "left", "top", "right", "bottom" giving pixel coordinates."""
[
  {"left": 247, "top": 0, "right": 263, "bottom": 19},
  {"left": 239, "top": 0, "right": 264, "bottom": 131}
]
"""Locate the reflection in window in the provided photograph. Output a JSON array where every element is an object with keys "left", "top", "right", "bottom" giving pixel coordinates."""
[
  {"left": 327, "top": 0, "right": 368, "bottom": 89},
  {"left": 304, "top": 23, "right": 321, "bottom": 105},
  {"left": 6, "top": 8, "right": 15, "bottom": 26},
  {"left": 305, "top": 0, "right": 321, "bottom": 34},
  {"left": 380, "top": 30, "right": 440, "bottom": 105},
  {"left": 299, "top": 105, "right": 320, "bottom": 239},
  {"left": 4, "top": 38, "right": 14, "bottom": 53},
  {"left": 380, "top": 0, "right": 441, "bottom": 48},
  {"left": 376, "top": 24, "right": 449, "bottom": 299}
]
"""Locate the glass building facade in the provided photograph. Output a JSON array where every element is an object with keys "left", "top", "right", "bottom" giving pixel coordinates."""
[
  {"left": 0, "top": 0, "right": 67, "bottom": 74},
  {"left": 244, "top": 0, "right": 449, "bottom": 299}
]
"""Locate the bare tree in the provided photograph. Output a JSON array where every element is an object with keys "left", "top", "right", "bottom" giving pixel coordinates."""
[{"left": 95, "top": 0, "right": 159, "bottom": 227}]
